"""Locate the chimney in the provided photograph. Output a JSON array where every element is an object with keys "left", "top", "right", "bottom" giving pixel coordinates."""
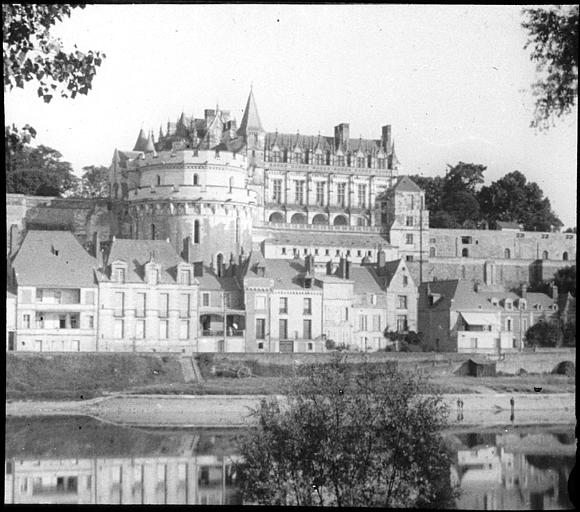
[
  {"left": 377, "top": 250, "right": 386, "bottom": 269},
  {"left": 551, "top": 283, "right": 558, "bottom": 299},
  {"left": 193, "top": 261, "right": 203, "bottom": 277},
  {"left": 326, "top": 260, "right": 333, "bottom": 276},
  {"left": 305, "top": 254, "right": 311, "bottom": 274},
  {"left": 338, "top": 256, "right": 345, "bottom": 278},
  {"left": 92, "top": 231, "right": 100, "bottom": 258},
  {"left": 381, "top": 125, "right": 392, "bottom": 152},
  {"left": 345, "top": 258, "right": 351, "bottom": 280},
  {"left": 334, "top": 123, "right": 350, "bottom": 150},
  {"left": 521, "top": 283, "right": 528, "bottom": 298}
]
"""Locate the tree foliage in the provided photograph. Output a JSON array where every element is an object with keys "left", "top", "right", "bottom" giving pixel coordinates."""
[
  {"left": 525, "top": 321, "right": 561, "bottom": 347},
  {"left": 478, "top": 171, "right": 562, "bottom": 231},
  {"left": 553, "top": 265, "right": 576, "bottom": 296},
  {"left": 6, "top": 142, "right": 78, "bottom": 196},
  {"left": 3, "top": 4, "right": 105, "bottom": 103},
  {"left": 522, "top": 5, "right": 579, "bottom": 129},
  {"left": 74, "top": 165, "right": 109, "bottom": 198},
  {"left": 237, "top": 355, "right": 456, "bottom": 507}
]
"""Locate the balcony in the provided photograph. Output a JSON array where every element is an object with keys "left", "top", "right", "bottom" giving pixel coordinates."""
[{"left": 258, "top": 221, "right": 385, "bottom": 234}]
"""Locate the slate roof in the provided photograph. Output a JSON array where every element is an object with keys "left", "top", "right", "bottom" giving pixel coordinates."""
[
  {"left": 12, "top": 230, "right": 97, "bottom": 288},
  {"left": 477, "top": 290, "right": 556, "bottom": 310},
  {"left": 99, "top": 239, "right": 185, "bottom": 284},
  {"left": 266, "top": 231, "right": 390, "bottom": 249},
  {"left": 238, "top": 89, "right": 263, "bottom": 134},
  {"left": 382, "top": 259, "right": 403, "bottom": 287},
  {"left": 422, "top": 280, "right": 497, "bottom": 312},
  {"left": 350, "top": 265, "right": 384, "bottom": 294},
  {"left": 392, "top": 175, "right": 422, "bottom": 193},
  {"left": 264, "top": 259, "right": 321, "bottom": 291},
  {"left": 197, "top": 270, "right": 241, "bottom": 292}
]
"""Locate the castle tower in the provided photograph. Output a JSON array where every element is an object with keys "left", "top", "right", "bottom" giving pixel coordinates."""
[{"left": 238, "top": 87, "right": 265, "bottom": 165}]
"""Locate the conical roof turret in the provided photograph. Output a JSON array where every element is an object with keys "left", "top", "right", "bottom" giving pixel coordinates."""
[
  {"left": 133, "top": 127, "right": 148, "bottom": 151},
  {"left": 144, "top": 130, "right": 156, "bottom": 153},
  {"left": 238, "top": 87, "right": 264, "bottom": 135}
]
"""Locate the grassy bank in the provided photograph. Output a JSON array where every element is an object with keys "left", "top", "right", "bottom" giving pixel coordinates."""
[
  {"left": 6, "top": 353, "right": 184, "bottom": 400},
  {"left": 6, "top": 353, "right": 575, "bottom": 401}
]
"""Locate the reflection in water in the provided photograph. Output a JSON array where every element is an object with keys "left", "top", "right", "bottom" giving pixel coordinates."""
[{"left": 4, "top": 417, "right": 575, "bottom": 508}]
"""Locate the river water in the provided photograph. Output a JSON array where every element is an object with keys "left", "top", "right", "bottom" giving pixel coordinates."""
[{"left": 4, "top": 416, "right": 576, "bottom": 508}]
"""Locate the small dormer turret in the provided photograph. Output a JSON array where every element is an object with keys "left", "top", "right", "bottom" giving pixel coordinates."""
[{"left": 110, "top": 260, "right": 128, "bottom": 283}]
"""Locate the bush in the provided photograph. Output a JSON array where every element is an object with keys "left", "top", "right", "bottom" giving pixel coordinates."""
[
  {"left": 325, "top": 338, "right": 336, "bottom": 350},
  {"left": 553, "top": 361, "right": 575, "bottom": 377}
]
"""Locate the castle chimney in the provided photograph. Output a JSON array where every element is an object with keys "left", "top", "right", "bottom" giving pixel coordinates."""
[
  {"left": 377, "top": 250, "right": 386, "bottom": 269},
  {"left": 305, "top": 254, "right": 311, "bottom": 274},
  {"left": 334, "top": 123, "right": 350, "bottom": 150},
  {"left": 326, "top": 260, "right": 333, "bottom": 276},
  {"left": 193, "top": 261, "right": 203, "bottom": 277},
  {"left": 381, "top": 125, "right": 392, "bottom": 152},
  {"left": 521, "top": 283, "right": 528, "bottom": 298},
  {"left": 551, "top": 283, "right": 558, "bottom": 299},
  {"left": 345, "top": 258, "right": 351, "bottom": 280}
]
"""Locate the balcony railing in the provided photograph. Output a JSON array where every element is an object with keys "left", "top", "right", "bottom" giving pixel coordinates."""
[
  {"left": 201, "top": 329, "right": 224, "bottom": 337},
  {"left": 258, "top": 221, "right": 386, "bottom": 234}
]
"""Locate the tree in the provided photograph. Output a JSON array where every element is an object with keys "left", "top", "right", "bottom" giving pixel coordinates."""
[
  {"left": 564, "top": 227, "right": 577, "bottom": 233},
  {"left": 478, "top": 171, "right": 562, "bottom": 231},
  {"left": 553, "top": 266, "right": 576, "bottom": 296},
  {"left": 75, "top": 165, "right": 109, "bottom": 198},
  {"left": 3, "top": 4, "right": 105, "bottom": 103},
  {"left": 525, "top": 321, "right": 561, "bottom": 347},
  {"left": 522, "top": 6, "right": 579, "bottom": 129},
  {"left": 562, "top": 320, "right": 576, "bottom": 347},
  {"left": 237, "top": 355, "right": 456, "bottom": 507},
  {"left": 5, "top": 123, "right": 37, "bottom": 174},
  {"left": 441, "top": 189, "right": 481, "bottom": 226},
  {"left": 442, "top": 162, "right": 486, "bottom": 197},
  {"left": 6, "top": 143, "right": 78, "bottom": 196}
]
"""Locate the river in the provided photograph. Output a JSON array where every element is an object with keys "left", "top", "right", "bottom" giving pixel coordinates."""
[{"left": 4, "top": 416, "right": 575, "bottom": 508}]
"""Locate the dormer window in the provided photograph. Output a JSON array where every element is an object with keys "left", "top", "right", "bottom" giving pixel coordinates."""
[
  {"left": 111, "top": 262, "right": 128, "bottom": 283},
  {"left": 146, "top": 263, "right": 159, "bottom": 285},
  {"left": 519, "top": 299, "right": 527, "bottom": 310},
  {"left": 178, "top": 269, "right": 191, "bottom": 285},
  {"left": 491, "top": 298, "right": 499, "bottom": 307},
  {"left": 504, "top": 299, "right": 513, "bottom": 310}
]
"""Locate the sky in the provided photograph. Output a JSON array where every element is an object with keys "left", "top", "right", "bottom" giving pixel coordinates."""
[{"left": 4, "top": 4, "right": 578, "bottom": 228}]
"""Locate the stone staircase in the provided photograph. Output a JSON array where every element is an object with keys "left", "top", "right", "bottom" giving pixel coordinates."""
[{"left": 179, "top": 356, "right": 203, "bottom": 383}]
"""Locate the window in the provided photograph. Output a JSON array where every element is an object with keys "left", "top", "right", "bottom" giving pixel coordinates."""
[
  {"left": 136, "top": 292, "right": 146, "bottom": 317},
  {"left": 279, "top": 297, "right": 288, "bottom": 314},
  {"left": 86, "top": 290, "right": 95, "bottom": 305},
  {"left": 303, "top": 319, "right": 312, "bottom": 339},
  {"left": 406, "top": 216, "right": 414, "bottom": 226},
  {"left": 159, "top": 293, "right": 169, "bottom": 317},
  {"left": 156, "top": 175, "right": 161, "bottom": 186},
  {"left": 357, "top": 157, "right": 365, "bottom": 168},
  {"left": 429, "top": 247, "right": 436, "bottom": 257},
  {"left": 504, "top": 248, "right": 511, "bottom": 259},
  {"left": 295, "top": 180, "right": 305, "bottom": 205},
  {"left": 21, "top": 289, "right": 32, "bottom": 303},
  {"left": 308, "top": 342, "right": 313, "bottom": 351},
  {"left": 398, "top": 295, "right": 408, "bottom": 309},
  {"left": 563, "top": 252, "right": 569, "bottom": 261},
  {"left": 178, "top": 269, "right": 190, "bottom": 285},
  {"left": 303, "top": 298, "right": 312, "bottom": 314},
  {"left": 522, "top": 319, "right": 528, "bottom": 331},
  {"left": 272, "top": 179, "right": 282, "bottom": 203},
  {"left": 373, "top": 315, "right": 381, "bottom": 331},
  {"left": 88, "top": 315, "right": 94, "bottom": 329},
  {"left": 180, "top": 294, "right": 190, "bottom": 318},
  {"left": 23, "top": 314, "right": 31, "bottom": 328},
  {"left": 542, "top": 250, "right": 549, "bottom": 260},
  {"left": 462, "top": 248, "right": 469, "bottom": 257},
  {"left": 304, "top": 248, "right": 308, "bottom": 255},
  {"left": 193, "top": 173, "right": 199, "bottom": 185},
  {"left": 279, "top": 319, "right": 288, "bottom": 339},
  {"left": 378, "top": 157, "right": 386, "bottom": 169},
  {"left": 114, "top": 292, "right": 125, "bottom": 317},
  {"left": 179, "top": 320, "right": 189, "bottom": 340},
  {"left": 406, "top": 234, "right": 414, "bottom": 245},
  {"left": 59, "top": 315, "right": 66, "bottom": 328},
  {"left": 70, "top": 314, "right": 78, "bottom": 329},
  {"left": 406, "top": 255, "right": 414, "bottom": 261},
  {"left": 403, "top": 276, "right": 409, "bottom": 286},
  {"left": 202, "top": 293, "right": 210, "bottom": 307},
  {"left": 159, "top": 320, "right": 169, "bottom": 339},
  {"left": 337, "top": 155, "right": 345, "bottom": 166},
  {"left": 194, "top": 220, "right": 200, "bottom": 244},
  {"left": 114, "top": 267, "right": 126, "bottom": 283},
  {"left": 345, "top": 308, "right": 349, "bottom": 321},
  {"left": 136, "top": 320, "right": 145, "bottom": 339},
  {"left": 505, "top": 299, "right": 513, "bottom": 310},
  {"left": 506, "top": 318, "right": 512, "bottom": 331},
  {"left": 370, "top": 293, "right": 376, "bottom": 305},
  {"left": 357, "top": 184, "right": 367, "bottom": 208},
  {"left": 396, "top": 315, "right": 408, "bottom": 332},
  {"left": 256, "top": 318, "right": 266, "bottom": 339},
  {"left": 281, "top": 247, "right": 286, "bottom": 255},
  {"left": 316, "top": 182, "right": 325, "bottom": 205},
  {"left": 255, "top": 295, "right": 266, "bottom": 310},
  {"left": 151, "top": 224, "right": 156, "bottom": 240},
  {"left": 359, "top": 315, "right": 368, "bottom": 331},
  {"left": 337, "top": 182, "right": 346, "bottom": 206},
  {"left": 114, "top": 319, "right": 124, "bottom": 339},
  {"left": 461, "top": 236, "right": 472, "bottom": 244}
]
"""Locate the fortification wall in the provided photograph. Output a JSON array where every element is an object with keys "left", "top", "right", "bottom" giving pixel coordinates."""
[{"left": 496, "top": 349, "right": 576, "bottom": 375}]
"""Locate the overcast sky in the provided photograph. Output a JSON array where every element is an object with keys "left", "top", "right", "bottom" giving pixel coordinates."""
[{"left": 4, "top": 4, "right": 577, "bottom": 227}]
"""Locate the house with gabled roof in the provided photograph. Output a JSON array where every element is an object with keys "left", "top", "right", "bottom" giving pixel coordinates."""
[
  {"left": 96, "top": 238, "right": 198, "bottom": 352},
  {"left": 10, "top": 230, "right": 99, "bottom": 352}
]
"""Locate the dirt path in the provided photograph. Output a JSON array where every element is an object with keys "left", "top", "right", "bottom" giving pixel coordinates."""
[{"left": 5, "top": 392, "right": 575, "bottom": 428}]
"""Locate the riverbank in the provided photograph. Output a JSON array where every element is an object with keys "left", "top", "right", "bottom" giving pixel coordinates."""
[{"left": 5, "top": 392, "right": 576, "bottom": 429}]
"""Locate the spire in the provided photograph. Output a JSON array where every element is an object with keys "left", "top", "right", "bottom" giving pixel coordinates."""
[
  {"left": 238, "top": 87, "right": 264, "bottom": 135},
  {"left": 390, "top": 139, "right": 400, "bottom": 168},
  {"left": 158, "top": 124, "right": 164, "bottom": 141},
  {"left": 133, "top": 127, "right": 148, "bottom": 151},
  {"left": 144, "top": 130, "right": 156, "bottom": 153}
]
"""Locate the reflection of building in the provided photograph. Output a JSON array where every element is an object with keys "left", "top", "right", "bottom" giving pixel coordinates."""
[
  {"left": 453, "top": 431, "right": 575, "bottom": 510},
  {"left": 4, "top": 454, "right": 241, "bottom": 505}
]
